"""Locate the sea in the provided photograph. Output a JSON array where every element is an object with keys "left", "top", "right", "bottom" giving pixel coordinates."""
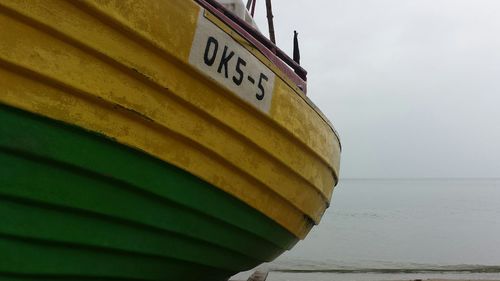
[{"left": 232, "top": 179, "right": 500, "bottom": 281}]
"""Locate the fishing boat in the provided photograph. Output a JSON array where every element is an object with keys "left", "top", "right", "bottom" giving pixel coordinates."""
[{"left": 0, "top": 0, "right": 340, "bottom": 280}]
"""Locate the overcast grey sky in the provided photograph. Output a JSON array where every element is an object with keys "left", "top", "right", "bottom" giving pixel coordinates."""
[{"left": 254, "top": 0, "right": 500, "bottom": 179}]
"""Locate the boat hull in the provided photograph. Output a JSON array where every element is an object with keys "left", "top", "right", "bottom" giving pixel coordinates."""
[
  {"left": 0, "top": 104, "right": 296, "bottom": 280},
  {"left": 0, "top": 0, "right": 340, "bottom": 279}
]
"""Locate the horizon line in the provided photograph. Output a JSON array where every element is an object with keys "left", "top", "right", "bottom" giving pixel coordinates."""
[{"left": 340, "top": 177, "right": 500, "bottom": 181}]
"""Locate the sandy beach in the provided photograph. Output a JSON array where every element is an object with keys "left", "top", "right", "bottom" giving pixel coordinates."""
[
  {"left": 232, "top": 279, "right": 500, "bottom": 281},
  {"left": 231, "top": 270, "right": 500, "bottom": 281}
]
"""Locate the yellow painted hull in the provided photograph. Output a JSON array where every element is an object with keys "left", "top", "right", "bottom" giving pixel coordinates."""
[{"left": 0, "top": 0, "right": 340, "bottom": 240}]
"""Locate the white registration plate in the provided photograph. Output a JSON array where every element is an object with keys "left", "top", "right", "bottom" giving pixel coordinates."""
[{"left": 189, "top": 10, "right": 276, "bottom": 113}]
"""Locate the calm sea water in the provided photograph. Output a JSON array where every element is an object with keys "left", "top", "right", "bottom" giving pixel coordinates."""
[{"left": 233, "top": 179, "right": 500, "bottom": 280}]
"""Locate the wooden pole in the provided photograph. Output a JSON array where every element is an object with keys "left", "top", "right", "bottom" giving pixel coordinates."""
[
  {"left": 293, "top": 30, "right": 300, "bottom": 64},
  {"left": 250, "top": 0, "right": 257, "bottom": 17},
  {"left": 246, "top": 0, "right": 252, "bottom": 10},
  {"left": 265, "top": 0, "right": 276, "bottom": 44}
]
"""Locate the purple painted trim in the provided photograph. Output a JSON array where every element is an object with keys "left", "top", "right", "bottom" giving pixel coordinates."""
[{"left": 195, "top": 0, "right": 307, "bottom": 93}]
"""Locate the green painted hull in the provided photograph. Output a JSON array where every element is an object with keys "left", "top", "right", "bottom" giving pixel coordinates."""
[{"left": 0, "top": 104, "right": 297, "bottom": 280}]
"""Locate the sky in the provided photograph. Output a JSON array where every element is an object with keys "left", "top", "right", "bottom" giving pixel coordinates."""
[{"left": 253, "top": 0, "right": 500, "bottom": 179}]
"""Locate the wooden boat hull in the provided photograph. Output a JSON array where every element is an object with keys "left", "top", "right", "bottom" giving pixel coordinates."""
[
  {"left": 0, "top": 105, "right": 295, "bottom": 280},
  {"left": 0, "top": 0, "right": 340, "bottom": 279}
]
